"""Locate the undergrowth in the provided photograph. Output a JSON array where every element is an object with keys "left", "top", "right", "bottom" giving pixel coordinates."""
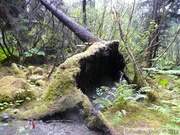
[{"left": 94, "top": 74, "right": 180, "bottom": 131}]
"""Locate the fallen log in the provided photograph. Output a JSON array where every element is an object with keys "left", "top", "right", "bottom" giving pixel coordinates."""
[{"left": 143, "top": 68, "right": 180, "bottom": 76}]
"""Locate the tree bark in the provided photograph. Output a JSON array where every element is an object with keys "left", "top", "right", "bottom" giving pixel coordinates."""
[
  {"left": 39, "top": 0, "right": 100, "bottom": 43},
  {"left": 82, "top": 0, "right": 87, "bottom": 27},
  {"left": 146, "top": 0, "right": 158, "bottom": 67}
]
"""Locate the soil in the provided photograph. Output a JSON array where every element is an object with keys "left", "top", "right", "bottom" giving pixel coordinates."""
[
  {"left": 0, "top": 105, "right": 103, "bottom": 135},
  {"left": 0, "top": 120, "right": 102, "bottom": 135}
]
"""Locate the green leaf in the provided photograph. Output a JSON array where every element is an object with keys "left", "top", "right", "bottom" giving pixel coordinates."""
[
  {"left": 29, "top": 48, "right": 38, "bottom": 54},
  {"left": 159, "top": 79, "right": 169, "bottom": 86},
  {"left": 24, "top": 51, "right": 33, "bottom": 57},
  {"left": 121, "top": 110, "right": 126, "bottom": 116},
  {"left": 37, "top": 51, "right": 45, "bottom": 56},
  {"left": 26, "top": 97, "right": 31, "bottom": 101},
  {"left": 15, "top": 100, "right": 24, "bottom": 103},
  {"left": 93, "top": 98, "right": 112, "bottom": 108},
  {"left": 0, "top": 107, "right": 4, "bottom": 110}
]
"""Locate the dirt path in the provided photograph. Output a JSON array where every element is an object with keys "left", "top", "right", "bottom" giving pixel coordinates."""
[{"left": 0, "top": 120, "right": 102, "bottom": 135}]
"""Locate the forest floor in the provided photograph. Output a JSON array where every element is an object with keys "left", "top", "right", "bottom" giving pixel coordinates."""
[
  {"left": 0, "top": 65, "right": 180, "bottom": 135},
  {"left": 0, "top": 120, "right": 102, "bottom": 135}
]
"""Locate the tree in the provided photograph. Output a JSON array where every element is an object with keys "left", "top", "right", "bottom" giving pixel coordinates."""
[
  {"left": 82, "top": 0, "right": 87, "bottom": 27},
  {"left": 146, "top": 0, "right": 158, "bottom": 67},
  {"left": 113, "top": 0, "right": 149, "bottom": 87},
  {"left": 0, "top": 0, "right": 27, "bottom": 62},
  {"left": 0, "top": 0, "right": 25, "bottom": 30},
  {"left": 139, "top": 0, "right": 180, "bottom": 68},
  {"left": 39, "top": 0, "right": 100, "bottom": 43}
]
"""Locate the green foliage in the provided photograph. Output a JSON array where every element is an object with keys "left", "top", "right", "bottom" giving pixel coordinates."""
[
  {"left": 115, "top": 84, "right": 134, "bottom": 100},
  {"left": 148, "top": 104, "right": 171, "bottom": 114},
  {"left": 112, "top": 111, "right": 124, "bottom": 126},
  {"left": 94, "top": 86, "right": 112, "bottom": 108},
  {"left": 96, "top": 88, "right": 104, "bottom": 96},
  {"left": 148, "top": 20, "right": 158, "bottom": 33},
  {"left": 24, "top": 48, "right": 45, "bottom": 57},
  {"left": 0, "top": 102, "right": 10, "bottom": 110},
  {"left": 0, "top": 88, "right": 33, "bottom": 111},
  {"left": 0, "top": 49, "right": 7, "bottom": 62},
  {"left": 93, "top": 98, "right": 112, "bottom": 108},
  {"left": 15, "top": 88, "right": 33, "bottom": 100},
  {"left": 148, "top": 99, "right": 180, "bottom": 127},
  {"left": 155, "top": 75, "right": 170, "bottom": 88},
  {"left": 96, "top": 86, "right": 109, "bottom": 96},
  {"left": 134, "top": 86, "right": 150, "bottom": 100},
  {"left": 159, "top": 79, "right": 169, "bottom": 86},
  {"left": 94, "top": 84, "right": 152, "bottom": 110},
  {"left": 165, "top": 124, "right": 180, "bottom": 130},
  {"left": 155, "top": 58, "right": 175, "bottom": 70},
  {"left": 113, "top": 96, "right": 127, "bottom": 109}
]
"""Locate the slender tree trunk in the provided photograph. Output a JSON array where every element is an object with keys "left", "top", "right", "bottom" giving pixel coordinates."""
[
  {"left": 39, "top": 0, "right": 100, "bottom": 43},
  {"left": 82, "top": 0, "right": 87, "bottom": 27},
  {"left": 114, "top": 2, "right": 148, "bottom": 87},
  {"left": 146, "top": 0, "right": 158, "bottom": 67}
]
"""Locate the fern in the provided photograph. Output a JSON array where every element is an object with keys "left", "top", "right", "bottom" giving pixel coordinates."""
[
  {"left": 171, "top": 116, "right": 180, "bottom": 124},
  {"left": 148, "top": 104, "right": 171, "bottom": 114},
  {"left": 113, "top": 111, "right": 123, "bottom": 126},
  {"left": 93, "top": 98, "right": 112, "bottom": 108}
]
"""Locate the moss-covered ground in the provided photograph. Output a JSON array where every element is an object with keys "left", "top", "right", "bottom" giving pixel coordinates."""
[{"left": 100, "top": 73, "right": 180, "bottom": 134}]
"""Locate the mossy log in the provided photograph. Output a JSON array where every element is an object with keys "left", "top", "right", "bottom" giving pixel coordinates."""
[
  {"left": 143, "top": 68, "right": 180, "bottom": 76},
  {"left": 5, "top": 41, "right": 124, "bottom": 134}
]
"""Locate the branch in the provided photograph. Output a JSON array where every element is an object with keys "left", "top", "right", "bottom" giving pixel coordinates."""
[{"left": 152, "top": 28, "right": 180, "bottom": 67}]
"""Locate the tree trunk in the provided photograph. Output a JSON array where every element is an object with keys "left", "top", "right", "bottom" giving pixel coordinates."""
[
  {"left": 39, "top": 0, "right": 100, "bottom": 43},
  {"left": 82, "top": 0, "right": 87, "bottom": 27},
  {"left": 146, "top": 0, "right": 158, "bottom": 67}
]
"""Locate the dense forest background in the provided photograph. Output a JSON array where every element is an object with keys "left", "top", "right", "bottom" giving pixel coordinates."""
[{"left": 0, "top": 0, "right": 179, "bottom": 70}]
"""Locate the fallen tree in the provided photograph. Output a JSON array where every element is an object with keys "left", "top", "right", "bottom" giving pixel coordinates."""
[{"left": 39, "top": 0, "right": 100, "bottom": 43}]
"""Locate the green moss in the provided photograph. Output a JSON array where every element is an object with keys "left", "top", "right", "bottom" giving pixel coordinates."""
[
  {"left": 0, "top": 76, "right": 39, "bottom": 112},
  {"left": 0, "top": 76, "right": 32, "bottom": 102},
  {"left": 103, "top": 101, "right": 178, "bottom": 133},
  {"left": 44, "top": 69, "right": 77, "bottom": 100},
  {"left": 80, "top": 94, "right": 93, "bottom": 116},
  {"left": 11, "top": 63, "right": 27, "bottom": 78}
]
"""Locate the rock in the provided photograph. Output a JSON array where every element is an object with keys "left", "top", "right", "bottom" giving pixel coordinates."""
[
  {"left": 35, "top": 80, "right": 44, "bottom": 86},
  {"left": 28, "top": 75, "right": 42, "bottom": 83},
  {"left": 0, "top": 113, "right": 10, "bottom": 122},
  {"left": 3, "top": 113, "right": 9, "bottom": 119},
  {"left": 0, "top": 76, "right": 36, "bottom": 108},
  {"left": 27, "top": 66, "right": 35, "bottom": 75},
  {"left": 11, "top": 63, "right": 26, "bottom": 78},
  {"left": 33, "top": 67, "right": 44, "bottom": 75},
  {"left": 11, "top": 63, "right": 20, "bottom": 74}
]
